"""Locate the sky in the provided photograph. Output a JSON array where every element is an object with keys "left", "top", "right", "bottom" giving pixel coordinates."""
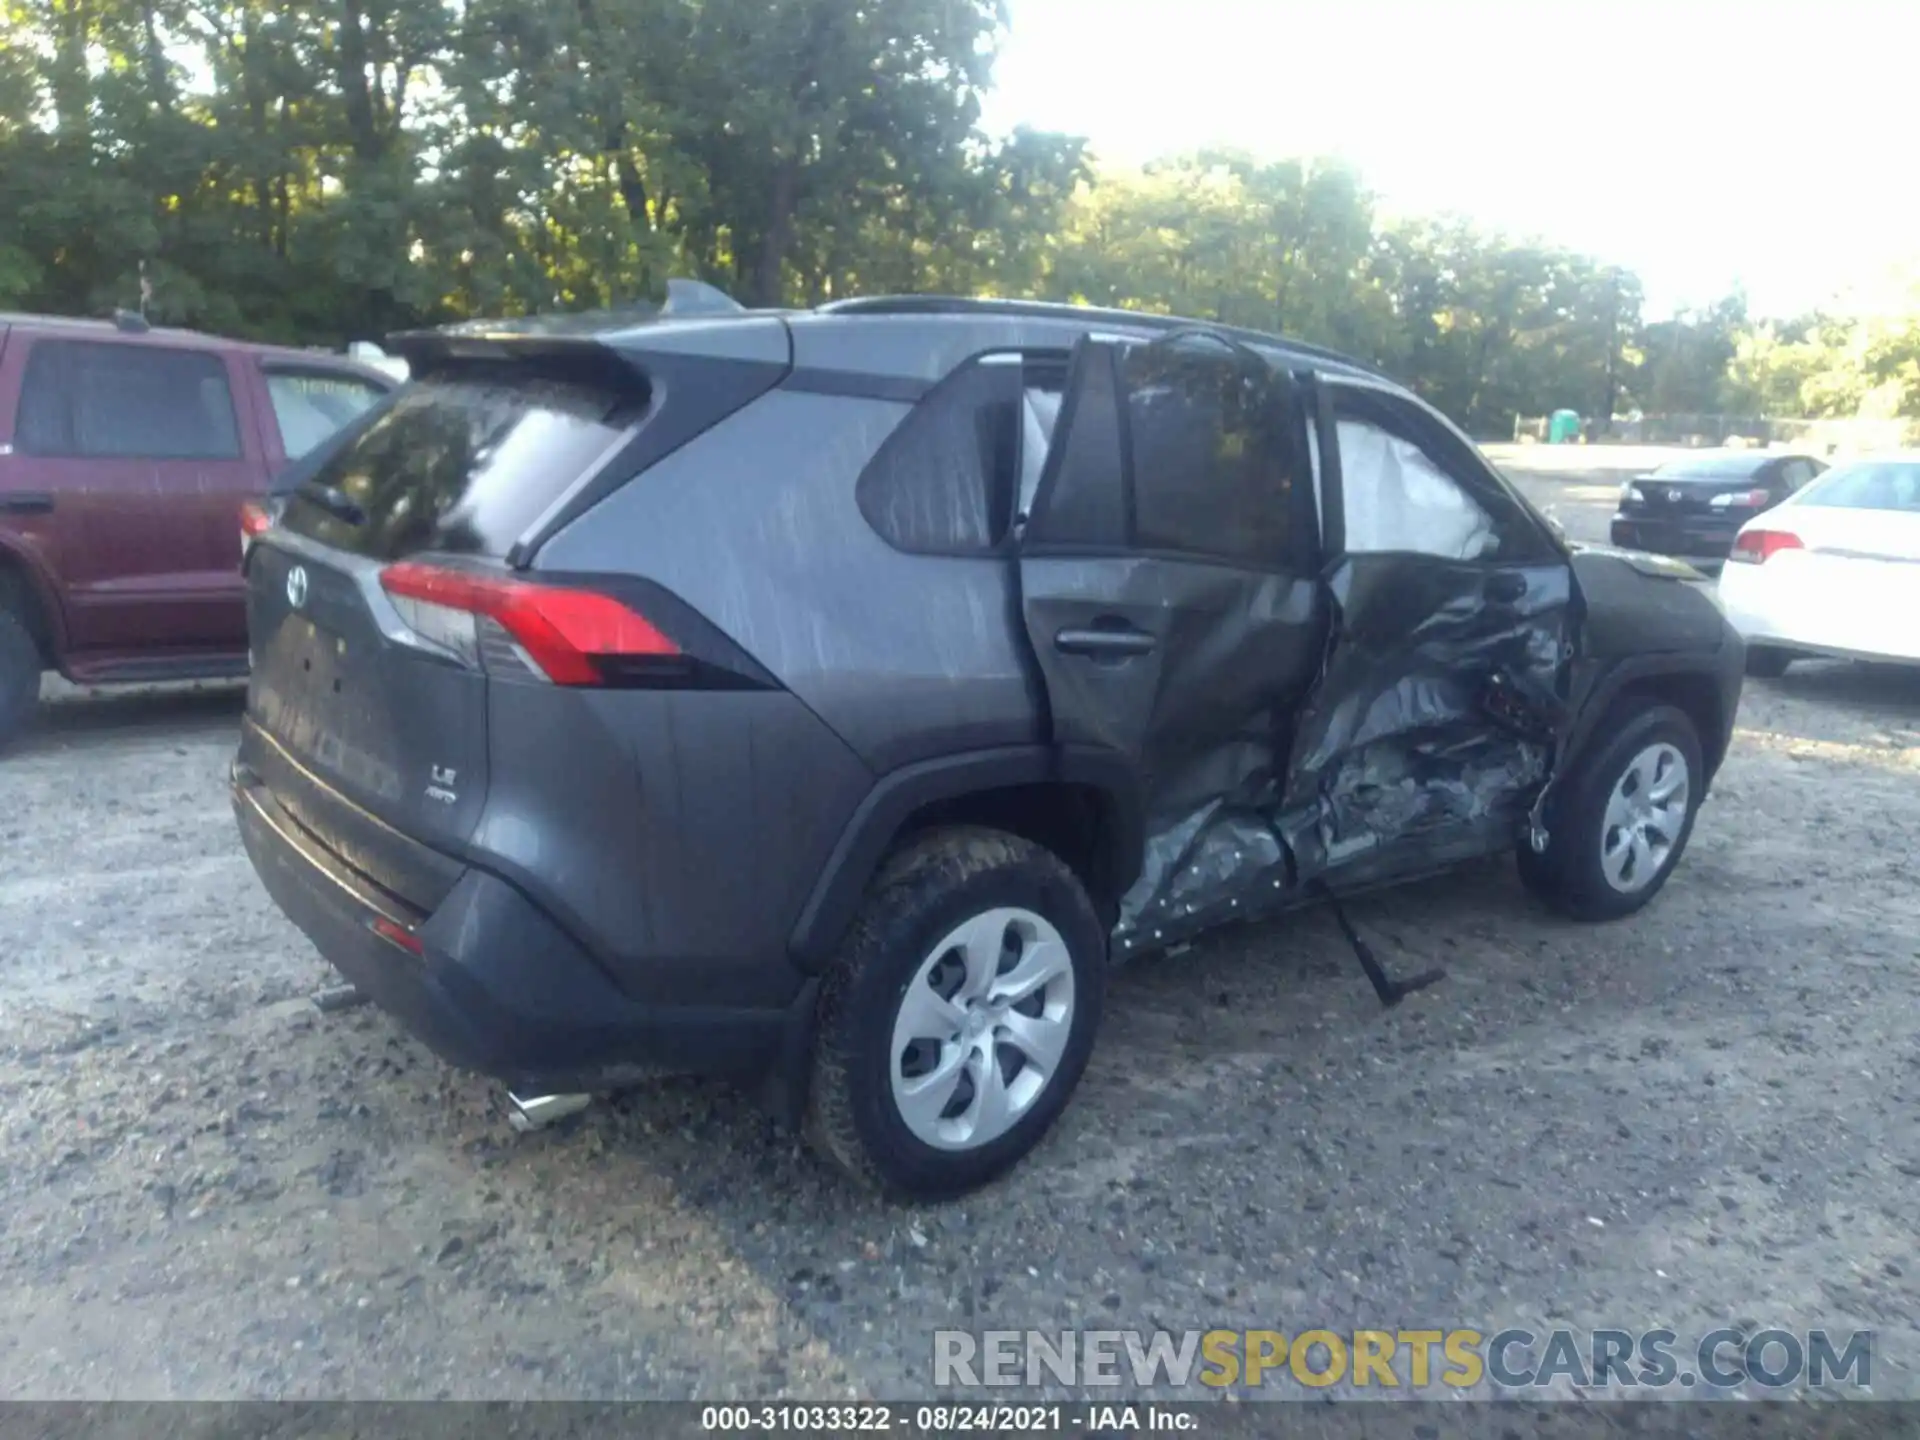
[{"left": 981, "top": 0, "right": 1920, "bottom": 320}]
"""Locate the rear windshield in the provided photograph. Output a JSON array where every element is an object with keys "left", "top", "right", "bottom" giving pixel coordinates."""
[
  {"left": 266, "top": 370, "right": 391, "bottom": 459},
  {"left": 1796, "top": 462, "right": 1920, "bottom": 513},
  {"left": 1651, "top": 455, "right": 1766, "bottom": 480},
  {"left": 281, "top": 371, "right": 641, "bottom": 559}
]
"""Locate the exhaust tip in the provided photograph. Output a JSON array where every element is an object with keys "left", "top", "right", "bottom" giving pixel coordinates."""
[{"left": 507, "top": 1092, "right": 592, "bottom": 1133}]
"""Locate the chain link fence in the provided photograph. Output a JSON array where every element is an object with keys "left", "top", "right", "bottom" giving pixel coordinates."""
[{"left": 1513, "top": 413, "right": 1920, "bottom": 455}]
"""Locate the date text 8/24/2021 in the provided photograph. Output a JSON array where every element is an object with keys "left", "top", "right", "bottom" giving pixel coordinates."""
[{"left": 700, "top": 1405, "right": 1198, "bottom": 1432}]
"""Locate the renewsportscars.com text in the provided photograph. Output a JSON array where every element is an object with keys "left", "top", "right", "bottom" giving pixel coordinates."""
[{"left": 932, "top": 1328, "right": 1874, "bottom": 1392}]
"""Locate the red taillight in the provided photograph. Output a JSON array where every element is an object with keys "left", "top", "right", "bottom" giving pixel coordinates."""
[
  {"left": 370, "top": 916, "right": 424, "bottom": 955},
  {"left": 379, "top": 562, "right": 679, "bottom": 686},
  {"left": 1729, "top": 528, "right": 1804, "bottom": 564},
  {"left": 240, "top": 499, "right": 281, "bottom": 563}
]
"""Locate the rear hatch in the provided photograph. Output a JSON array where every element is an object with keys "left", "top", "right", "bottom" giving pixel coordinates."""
[
  {"left": 1624, "top": 462, "right": 1774, "bottom": 555},
  {"left": 1633, "top": 479, "right": 1726, "bottom": 515},
  {"left": 1630, "top": 460, "right": 1769, "bottom": 517},
  {"left": 238, "top": 317, "right": 792, "bottom": 910},
  {"left": 239, "top": 351, "right": 658, "bottom": 904}
]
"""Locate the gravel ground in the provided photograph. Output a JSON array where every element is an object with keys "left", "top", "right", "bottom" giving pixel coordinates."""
[{"left": 2, "top": 456, "right": 1916, "bottom": 1402}]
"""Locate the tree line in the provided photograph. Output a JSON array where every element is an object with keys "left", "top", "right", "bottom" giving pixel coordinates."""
[{"left": 4, "top": 0, "right": 1913, "bottom": 436}]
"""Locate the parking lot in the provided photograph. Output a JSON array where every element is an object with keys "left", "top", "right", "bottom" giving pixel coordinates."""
[{"left": 2, "top": 448, "right": 1917, "bottom": 1401}]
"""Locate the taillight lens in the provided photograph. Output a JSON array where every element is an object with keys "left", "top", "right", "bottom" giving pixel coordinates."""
[
  {"left": 370, "top": 915, "right": 424, "bottom": 955},
  {"left": 239, "top": 498, "right": 283, "bottom": 560},
  {"left": 378, "top": 562, "right": 680, "bottom": 686},
  {"left": 1728, "top": 528, "right": 1804, "bottom": 564}
]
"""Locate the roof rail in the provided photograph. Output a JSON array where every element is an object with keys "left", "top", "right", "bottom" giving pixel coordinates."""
[{"left": 815, "top": 295, "right": 1391, "bottom": 381}]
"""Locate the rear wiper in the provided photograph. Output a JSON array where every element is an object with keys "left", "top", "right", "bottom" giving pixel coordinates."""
[{"left": 297, "top": 481, "right": 367, "bottom": 527}]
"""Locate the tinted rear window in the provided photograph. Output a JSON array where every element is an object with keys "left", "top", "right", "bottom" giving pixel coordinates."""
[
  {"left": 1651, "top": 455, "right": 1766, "bottom": 480},
  {"left": 282, "top": 371, "right": 641, "bottom": 559},
  {"left": 1797, "top": 462, "right": 1920, "bottom": 513},
  {"left": 18, "top": 339, "right": 241, "bottom": 460},
  {"left": 856, "top": 356, "right": 1023, "bottom": 554}
]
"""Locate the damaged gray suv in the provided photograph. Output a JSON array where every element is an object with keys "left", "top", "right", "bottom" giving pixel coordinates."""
[{"left": 232, "top": 293, "right": 1744, "bottom": 1199}]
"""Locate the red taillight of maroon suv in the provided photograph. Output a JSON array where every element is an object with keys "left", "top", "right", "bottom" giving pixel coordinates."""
[
  {"left": 378, "top": 561, "right": 680, "bottom": 685},
  {"left": 239, "top": 498, "right": 282, "bottom": 562}
]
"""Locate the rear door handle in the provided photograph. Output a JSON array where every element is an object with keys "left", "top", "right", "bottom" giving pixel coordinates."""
[
  {"left": 1484, "top": 571, "right": 1528, "bottom": 603},
  {"left": 0, "top": 492, "right": 53, "bottom": 515},
  {"left": 1055, "top": 626, "right": 1157, "bottom": 659}
]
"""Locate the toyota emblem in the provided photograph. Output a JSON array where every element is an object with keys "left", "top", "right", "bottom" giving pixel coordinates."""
[{"left": 286, "top": 564, "right": 309, "bottom": 610}]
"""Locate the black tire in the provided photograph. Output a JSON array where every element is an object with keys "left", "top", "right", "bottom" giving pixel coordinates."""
[
  {"left": 805, "top": 826, "right": 1107, "bottom": 1200},
  {"left": 1745, "top": 645, "right": 1793, "bottom": 679},
  {"left": 1517, "top": 702, "right": 1704, "bottom": 922},
  {"left": 0, "top": 606, "right": 41, "bottom": 753}
]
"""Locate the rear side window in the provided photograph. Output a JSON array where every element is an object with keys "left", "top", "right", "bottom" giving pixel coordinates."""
[
  {"left": 857, "top": 357, "right": 1024, "bottom": 553},
  {"left": 1778, "top": 458, "right": 1817, "bottom": 490},
  {"left": 282, "top": 370, "right": 641, "bottom": 559},
  {"left": 1025, "top": 338, "right": 1301, "bottom": 565},
  {"left": 267, "top": 371, "right": 390, "bottom": 459},
  {"left": 17, "top": 340, "right": 241, "bottom": 460},
  {"left": 1120, "top": 343, "right": 1296, "bottom": 566},
  {"left": 1797, "top": 462, "right": 1920, "bottom": 512}
]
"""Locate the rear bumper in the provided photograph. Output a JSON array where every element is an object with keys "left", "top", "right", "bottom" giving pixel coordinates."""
[
  {"left": 233, "top": 766, "right": 810, "bottom": 1096},
  {"left": 1610, "top": 513, "right": 1739, "bottom": 570}
]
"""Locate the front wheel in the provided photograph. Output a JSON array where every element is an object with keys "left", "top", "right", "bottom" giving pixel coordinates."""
[
  {"left": 1518, "top": 702, "right": 1704, "bottom": 921},
  {"left": 805, "top": 827, "right": 1107, "bottom": 1200}
]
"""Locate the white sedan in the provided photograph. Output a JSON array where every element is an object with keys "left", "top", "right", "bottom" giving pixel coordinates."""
[{"left": 1716, "top": 454, "right": 1920, "bottom": 676}]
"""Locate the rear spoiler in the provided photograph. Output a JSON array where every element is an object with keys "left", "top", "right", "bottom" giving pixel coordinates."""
[
  {"left": 382, "top": 330, "right": 656, "bottom": 391},
  {"left": 388, "top": 281, "right": 757, "bottom": 382}
]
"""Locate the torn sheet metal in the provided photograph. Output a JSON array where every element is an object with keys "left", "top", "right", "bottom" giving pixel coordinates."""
[
  {"left": 1117, "top": 798, "right": 1289, "bottom": 945},
  {"left": 1113, "top": 556, "right": 1573, "bottom": 950}
]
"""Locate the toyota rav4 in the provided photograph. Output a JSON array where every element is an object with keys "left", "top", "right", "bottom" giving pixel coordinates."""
[{"left": 231, "top": 294, "right": 1744, "bottom": 1198}]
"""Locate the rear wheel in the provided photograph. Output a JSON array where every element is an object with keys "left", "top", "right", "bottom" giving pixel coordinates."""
[
  {"left": 805, "top": 827, "right": 1106, "bottom": 1199},
  {"left": 1517, "top": 702, "right": 1704, "bottom": 921},
  {"left": 1745, "top": 645, "right": 1793, "bottom": 679},
  {"left": 0, "top": 607, "right": 41, "bottom": 753}
]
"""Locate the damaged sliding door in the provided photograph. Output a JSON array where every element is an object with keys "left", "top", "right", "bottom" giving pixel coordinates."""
[
  {"left": 1275, "top": 376, "right": 1577, "bottom": 896},
  {"left": 1016, "top": 332, "right": 1329, "bottom": 956}
]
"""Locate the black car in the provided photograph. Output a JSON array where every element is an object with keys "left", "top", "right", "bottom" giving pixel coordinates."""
[
  {"left": 231, "top": 293, "right": 1746, "bottom": 1199},
  {"left": 1610, "top": 450, "right": 1827, "bottom": 572}
]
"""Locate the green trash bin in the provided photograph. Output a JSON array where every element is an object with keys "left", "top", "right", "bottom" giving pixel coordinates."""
[{"left": 1548, "top": 409, "right": 1582, "bottom": 444}]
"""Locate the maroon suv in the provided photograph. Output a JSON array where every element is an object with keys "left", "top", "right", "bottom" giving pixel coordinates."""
[{"left": 0, "top": 312, "right": 397, "bottom": 746}]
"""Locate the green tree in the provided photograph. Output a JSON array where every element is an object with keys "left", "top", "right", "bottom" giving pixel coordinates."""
[{"left": 9, "top": 0, "right": 1913, "bottom": 431}]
